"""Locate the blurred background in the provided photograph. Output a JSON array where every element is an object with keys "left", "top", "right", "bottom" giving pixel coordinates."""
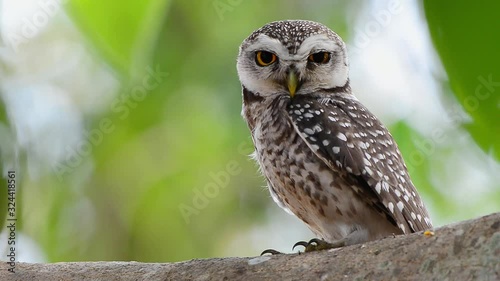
[{"left": 0, "top": 0, "right": 498, "bottom": 262}]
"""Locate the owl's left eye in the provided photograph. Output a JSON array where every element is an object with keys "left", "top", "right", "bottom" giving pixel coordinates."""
[
  {"left": 255, "top": 51, "right": 277, "bottom": 66},
  {"left": 308, "top": 52, "right": 331, "bottom": 64}
]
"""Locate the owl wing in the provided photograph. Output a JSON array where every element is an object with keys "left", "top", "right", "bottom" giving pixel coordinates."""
[{"left": 287, "top": 95, "right": 432, "bottom": 233}]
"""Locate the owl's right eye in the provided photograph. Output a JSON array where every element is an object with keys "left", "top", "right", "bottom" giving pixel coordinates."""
[{"left": 255, "top": 51, "right": 277, "bottom": 66}]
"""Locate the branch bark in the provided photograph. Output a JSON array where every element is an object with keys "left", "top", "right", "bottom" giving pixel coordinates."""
[{"left": 2, "top": 212, "right": 499, "bottom": 281}]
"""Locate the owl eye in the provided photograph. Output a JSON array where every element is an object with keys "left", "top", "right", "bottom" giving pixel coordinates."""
[
  {"left": 255, "top": 51, "right": 277, "bottom": 66},
  {"left": 308, "top": 52, "right": 331, "bottom": 64}
]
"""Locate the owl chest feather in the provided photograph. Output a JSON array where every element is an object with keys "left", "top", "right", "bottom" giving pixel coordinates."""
[
  {"left": 243, "top": 95, "right": 401, "bottom": 242},
  {"left": 244, "top": 96, "right": 320, "bottom": 196},
  {"left": 245, "top": 97, "right": 344, "bottom": 236}
]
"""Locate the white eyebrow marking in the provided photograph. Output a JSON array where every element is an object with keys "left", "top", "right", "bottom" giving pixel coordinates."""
[
  {"left": 296, "top": 34, "right": 339, "bottom": 57},
  {"left": 247, "top": 34, "right": 290, "bottom": 58}
]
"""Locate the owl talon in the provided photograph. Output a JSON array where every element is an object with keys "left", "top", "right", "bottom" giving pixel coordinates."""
[
  {"left": 260, "top": 249, "right": 283, "bottom": 255},
  {"left": 293, "top": 238, "right": 346, "bottom": 252},
  {"left": 292, "top": 241, "right": 309, "bottom": 251}
]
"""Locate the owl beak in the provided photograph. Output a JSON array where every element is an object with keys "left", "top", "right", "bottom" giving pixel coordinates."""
[{"left": 287, "top": 70, "right": 298, "bottom": 98}]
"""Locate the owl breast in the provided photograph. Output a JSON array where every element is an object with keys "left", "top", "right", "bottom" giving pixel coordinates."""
[{"left": 244, "top": 95, "right": 401, "bottom": 243}]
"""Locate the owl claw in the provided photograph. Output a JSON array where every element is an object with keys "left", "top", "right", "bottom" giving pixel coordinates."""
[
  {"left": 260, "top": 249, "right": 283, "bottom": 255},
  {"left": 293, "top": 238, "right": 346, "bottom": 252},
  {"left": 292, "top": 241, "right": 309, "bottom": 251},
  {"left": 262, "top": 238, "right": 346, "bottom": 255}
]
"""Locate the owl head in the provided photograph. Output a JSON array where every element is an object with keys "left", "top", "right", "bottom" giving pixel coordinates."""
[{"left": 237, "top": 20, "right": 349, "bottom": 99}]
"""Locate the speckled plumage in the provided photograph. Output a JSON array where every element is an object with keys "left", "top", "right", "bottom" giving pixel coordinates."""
[
  {"left": 237, "top": 20, "right": 432, "bottom": 246},
  {"left": 242, "top": 20, "right": 340, "bottom": 55}
]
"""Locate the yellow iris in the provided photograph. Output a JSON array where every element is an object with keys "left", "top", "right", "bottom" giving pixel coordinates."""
[{"left": 255, "top": 51, "right": 277, "bottom": 66}]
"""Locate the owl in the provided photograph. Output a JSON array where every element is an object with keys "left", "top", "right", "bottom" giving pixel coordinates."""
[{"left": 236, "top": 20, "right": 432, "bottom": 252}]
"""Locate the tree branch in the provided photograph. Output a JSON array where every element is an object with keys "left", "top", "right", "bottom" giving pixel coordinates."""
[{"left": 2, "top": 212, "right": 499, "bottom": 280}]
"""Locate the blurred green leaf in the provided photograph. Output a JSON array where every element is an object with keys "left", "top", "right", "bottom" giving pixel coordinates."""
[
  {"left": 424, "top": 1, "right": 500, "bottom": 161},
  {"left": 66, "top": 0, "right": 171, "bottom": 77},
  {"left": 390, "top": 122, "right": 443, "bottom": 201}
]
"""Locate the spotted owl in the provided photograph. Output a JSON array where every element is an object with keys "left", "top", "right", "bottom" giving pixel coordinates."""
[{"left": 236, "top": 20, "right": 432, "bottom": 249}]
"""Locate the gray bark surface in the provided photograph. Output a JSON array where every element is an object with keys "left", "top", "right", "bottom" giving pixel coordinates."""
[{"left": 1, "top": 212, "right": 499, "bottom": 281}]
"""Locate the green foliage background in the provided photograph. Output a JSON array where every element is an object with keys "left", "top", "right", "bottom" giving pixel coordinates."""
[
  {"left": 1, "top": 0, "right": 498, "bottom": 262},
  {"left": 424, "top": 1, "right": 500, "bottom": 161}
]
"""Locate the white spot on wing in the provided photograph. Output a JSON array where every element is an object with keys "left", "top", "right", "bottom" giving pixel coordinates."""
[
  {"left": 399, "top": 224, "right": 406, "bottom": 234},
  {"left": 394, "top": 189, "right": 401, "bottom": 197},
  {"left": 303, "top": 128, "right": 314, "bottom": 135},
  {"left": 388, "top": 202, "right": 394, "bottom": 213},
  {"left": 313, "top": 125, "right": 322, "bottom": 132},
  {"left": 337, "top": 132, "right": 347, "bottom": 141},
  {"left": 364, "top": 166, "right": 373, "bottom": 176},
  {"left": 397, "top": 201, "right": 404, "bottom": 212},
  {"left": 382, "top": 181, "right": 389, "bottom": 192}
]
